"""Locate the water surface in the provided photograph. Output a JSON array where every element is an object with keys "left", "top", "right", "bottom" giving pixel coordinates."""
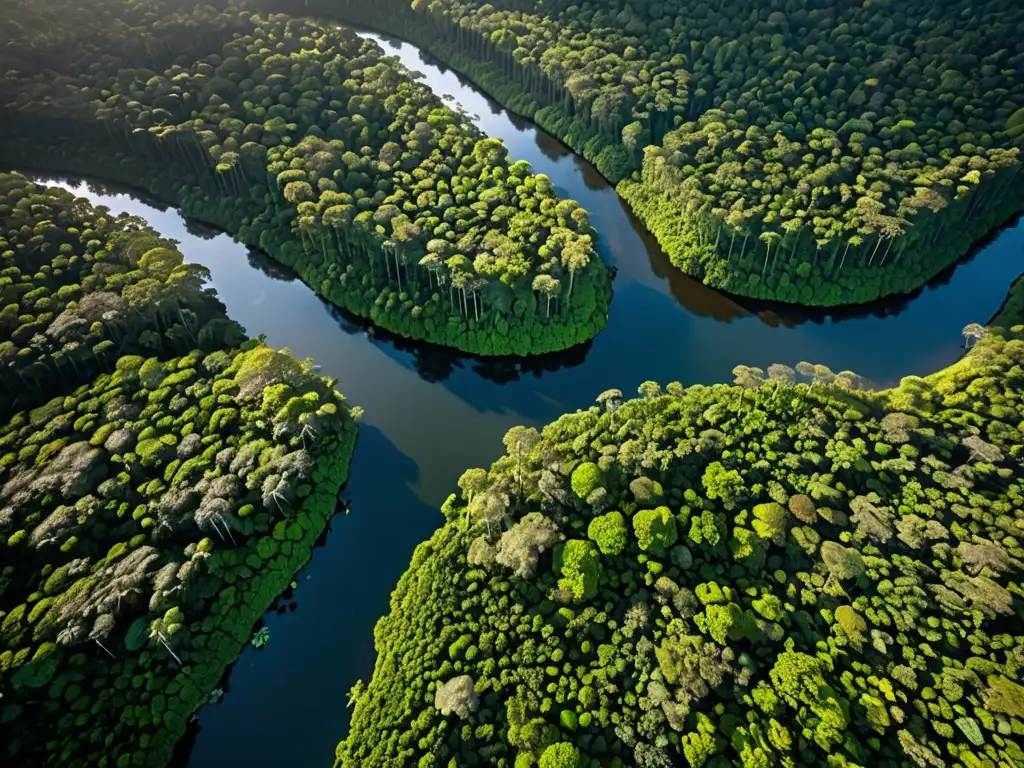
[{"left": 27, "top": 28, "right": 1024, "bottom": 768}]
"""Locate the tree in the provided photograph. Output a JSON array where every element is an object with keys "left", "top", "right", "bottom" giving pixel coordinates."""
[
  {"left": 148, "top": 609, "right": 184, "bottom": 666},
  {"left": 504, "top": 426, "right": 541, "bottom": 498},
  {"left": 470, "top": 490, "right": 510, "bottom": 538},
  {"left": 346, "top": 679, "right": 365, "bottom": 709},
  {"left": 195, "top": 496, "right": 238, "bottom": 544},
  {"left": 962, "top": 323, "right": 986, "bottom": 348},
  {"left": 788, "top": 494, "right": 817, "bottom": 524},
  {"left": 554, "top": 540, "right": 601, "bottom": 601},
  {"left": 570, "top": 462, "right": 601, "bottom": 500},
  {"left": 539, "top": 742, "right": 581, "bottom": 768},
  {"left": 457, "top": 468, "right": 488, "bottom": 503},
  {"left": 495, "top": 512, "right": 561, "bottom": 579},
  {"left": 767, "top": 363, "right": 795, "bottom": 393},
  {"left": 751, "top": 502, "right": 788, "bottom": 544},
  {"left": 532, "top": 274, "right": 561, "bottom": 319},
  {"left": 963, "top": 434, "right": 1003, "bottom": 463},
  {"left": 702, "top": 462, "right": 745, "bottom": 507},
  {"left": 56, "top": 622, "right": 86, "bottom": 649},
  {"left": 633, "top": 506, "right": 677, "bottom": 553},
  {"left": 89, "top": 613, "right": 117, "bottom": 658},
  {"left": 820, "top": 541, "right": 865, "bottom": 580},
  {"left": 849, "top": 495, "right": 892, "bottom": 543},
  {"left": 732, "top": 365, "right": 764, "bottom": 406},
  {"left": 596, "top": 388, "right": 623, "bottom": 413},
  {"left": 588, "top": 510, "right": 628, "bottom": 556},
  {"left": 561, "top": 236, "right": 591, "bottom": 298},
  {"left": 434, "top": 675, "right": 478, "bottom": 719}
]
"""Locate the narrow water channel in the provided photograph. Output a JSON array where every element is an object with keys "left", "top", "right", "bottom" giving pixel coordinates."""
[{"left": 25, "top": 27, "right": 1024, "bottom": 768}]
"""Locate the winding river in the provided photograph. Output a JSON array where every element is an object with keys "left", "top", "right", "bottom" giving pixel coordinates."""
[{"left": 25, "top": 28, "right": 1024, "bottom": 768}]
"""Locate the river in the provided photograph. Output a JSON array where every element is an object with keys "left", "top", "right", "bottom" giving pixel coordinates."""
[{"left": 25, "top": 28, "right": 1024, "bottom": 768}]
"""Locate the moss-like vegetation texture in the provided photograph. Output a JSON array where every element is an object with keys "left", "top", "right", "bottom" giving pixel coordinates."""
[
  {"left": 0, "top": 0, "right": 611, "bottom": 356},
  {"left": 0, "top": 172, "right": 358, "bottom": 766},
  {"left": 315, "top": 0, "right": 1024, "bottom": 306},
  {"left": 0, "top": 173, "right": 245, "bottom": 416},
  {"left": 339, "top": 328, "right": 1024, "bottom": 766}
]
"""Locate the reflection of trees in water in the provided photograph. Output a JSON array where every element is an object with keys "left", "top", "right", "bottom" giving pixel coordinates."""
[
  {"left": 322, "top": 303, "right": 593, "bottom": 384},
  {"left": 245, "top": 248, "right": 298, "bottom": 282},
  {"left": 616, "top": 195, "right": 1023, "bottom": 329},
  {"left": 18, "top": 169, "right": 172, "bottom": 211},
  {"left": 575, "top": 154, "right": 609, "bottom": 192},
  {"left": 519, "top": 117, "right": 608, "bottom": 193},
  {"left": 748, "top": 213, "right": 1022, "bottom": 327},
  {"left": 183, "top": 217, "right": 220, "bottom": 241},
  {"left": 610, "top": 201, "right": 752, "bottom": 324},
  {"left": 532, "top": 131, "right": 571, "bottom": 162}
]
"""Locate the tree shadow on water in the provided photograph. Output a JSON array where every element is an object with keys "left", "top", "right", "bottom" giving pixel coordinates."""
[
  {"left": 169, "top": 425, "right": 441, "bottom": 768},
  {"left": 245, "top": 247, "right": 298, "bottom": 282},
  {"left": 321, "top": 301, "right": 593, "bottom": 385}
]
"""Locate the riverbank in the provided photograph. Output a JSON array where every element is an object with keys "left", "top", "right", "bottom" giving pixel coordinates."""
[
  {"left": 314, "top": 3, "right": 1024, "bottom": 309},
  {"left": 11, "top": 25, "right": 1023, "bottom": 768}
]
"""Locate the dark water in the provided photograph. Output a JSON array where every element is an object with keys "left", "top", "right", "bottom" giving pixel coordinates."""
[{"left": 31, "top": 29, "right": 1024, "bottom": 768}]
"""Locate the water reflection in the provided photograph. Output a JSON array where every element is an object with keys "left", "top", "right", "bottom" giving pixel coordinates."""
[
  {"left": 13, "top": 26, "right": 1024, "bottom": 768},
  {"left": 183, "top": 217, "right": 222, "bottom": 241},
  {"left": 245, "top": 248, "right": 298, "bottom": 282},
  {"left": 169, "top": 424, "right": 444, "bottom": 768},
  {"left": 359, "top": 30, "right": 1024, "bottom": 337},
  {"left": 320, "top": 301, "right": 594, "bottom": 385}
]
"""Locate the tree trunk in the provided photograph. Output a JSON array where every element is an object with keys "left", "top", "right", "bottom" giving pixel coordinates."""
[
  {"left": 160, "top": 637, "right": 183, "bottom": 666},
  {"left": 95, "top": 639, "right": 116, "bottom": 658},
  {"left": 867, "top": 235, "right": 883, "bottom": 266},
  {"left": 879, "top": 237, "right": 895, "bottom": 267},
  {"left": 789, "top": 228, "right": 802, "bottom": 259}
]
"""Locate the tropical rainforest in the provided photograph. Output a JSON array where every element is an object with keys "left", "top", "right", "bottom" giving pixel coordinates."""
[
  {"left": 339, "top": 308, "right": 1024, "bottom": 768},
  {"left": 3, "top": 0, "right": 1024, "bottom": 767},
  {"left": 313, "top": 0, "right": 1024, "bottom": 305},
  {"left": 0, "top": 172, "right": 357, "bottom": 766},
  {"left": 0, "top": 0, "right": 611, "bottom": 356}
]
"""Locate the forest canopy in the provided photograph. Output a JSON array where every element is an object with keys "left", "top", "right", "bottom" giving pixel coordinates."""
[
  {"left": 0, "top": 173, "right": 242, "bottom": 416},
  {"left": 0, "top": 173, "right": 358, "bottom": 766},
  {"left": 318, "top": 0, "right": 1024, "bottom": 306},
  {"left": 339, "top": 320, "right": 1024, "bottom": 767},
  {"left": 0, "top": 0, "right": 611, "bottom": 356}
]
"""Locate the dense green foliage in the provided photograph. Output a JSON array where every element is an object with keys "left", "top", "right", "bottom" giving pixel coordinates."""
[
  {"left": 317, "top": 0, "right": 1024, "bottom": 305},
  {"left": 0, "top": 0, "right": 610, "bottom": 355},
  {"left": 339, "top": 330, "right": 1024, "bottom": 766},
  {"left": 0, "top": 173, "right": 358, "bottom": 766},
  {"left": 0, "top": 173, "right": 244, "bottom": 416}
]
